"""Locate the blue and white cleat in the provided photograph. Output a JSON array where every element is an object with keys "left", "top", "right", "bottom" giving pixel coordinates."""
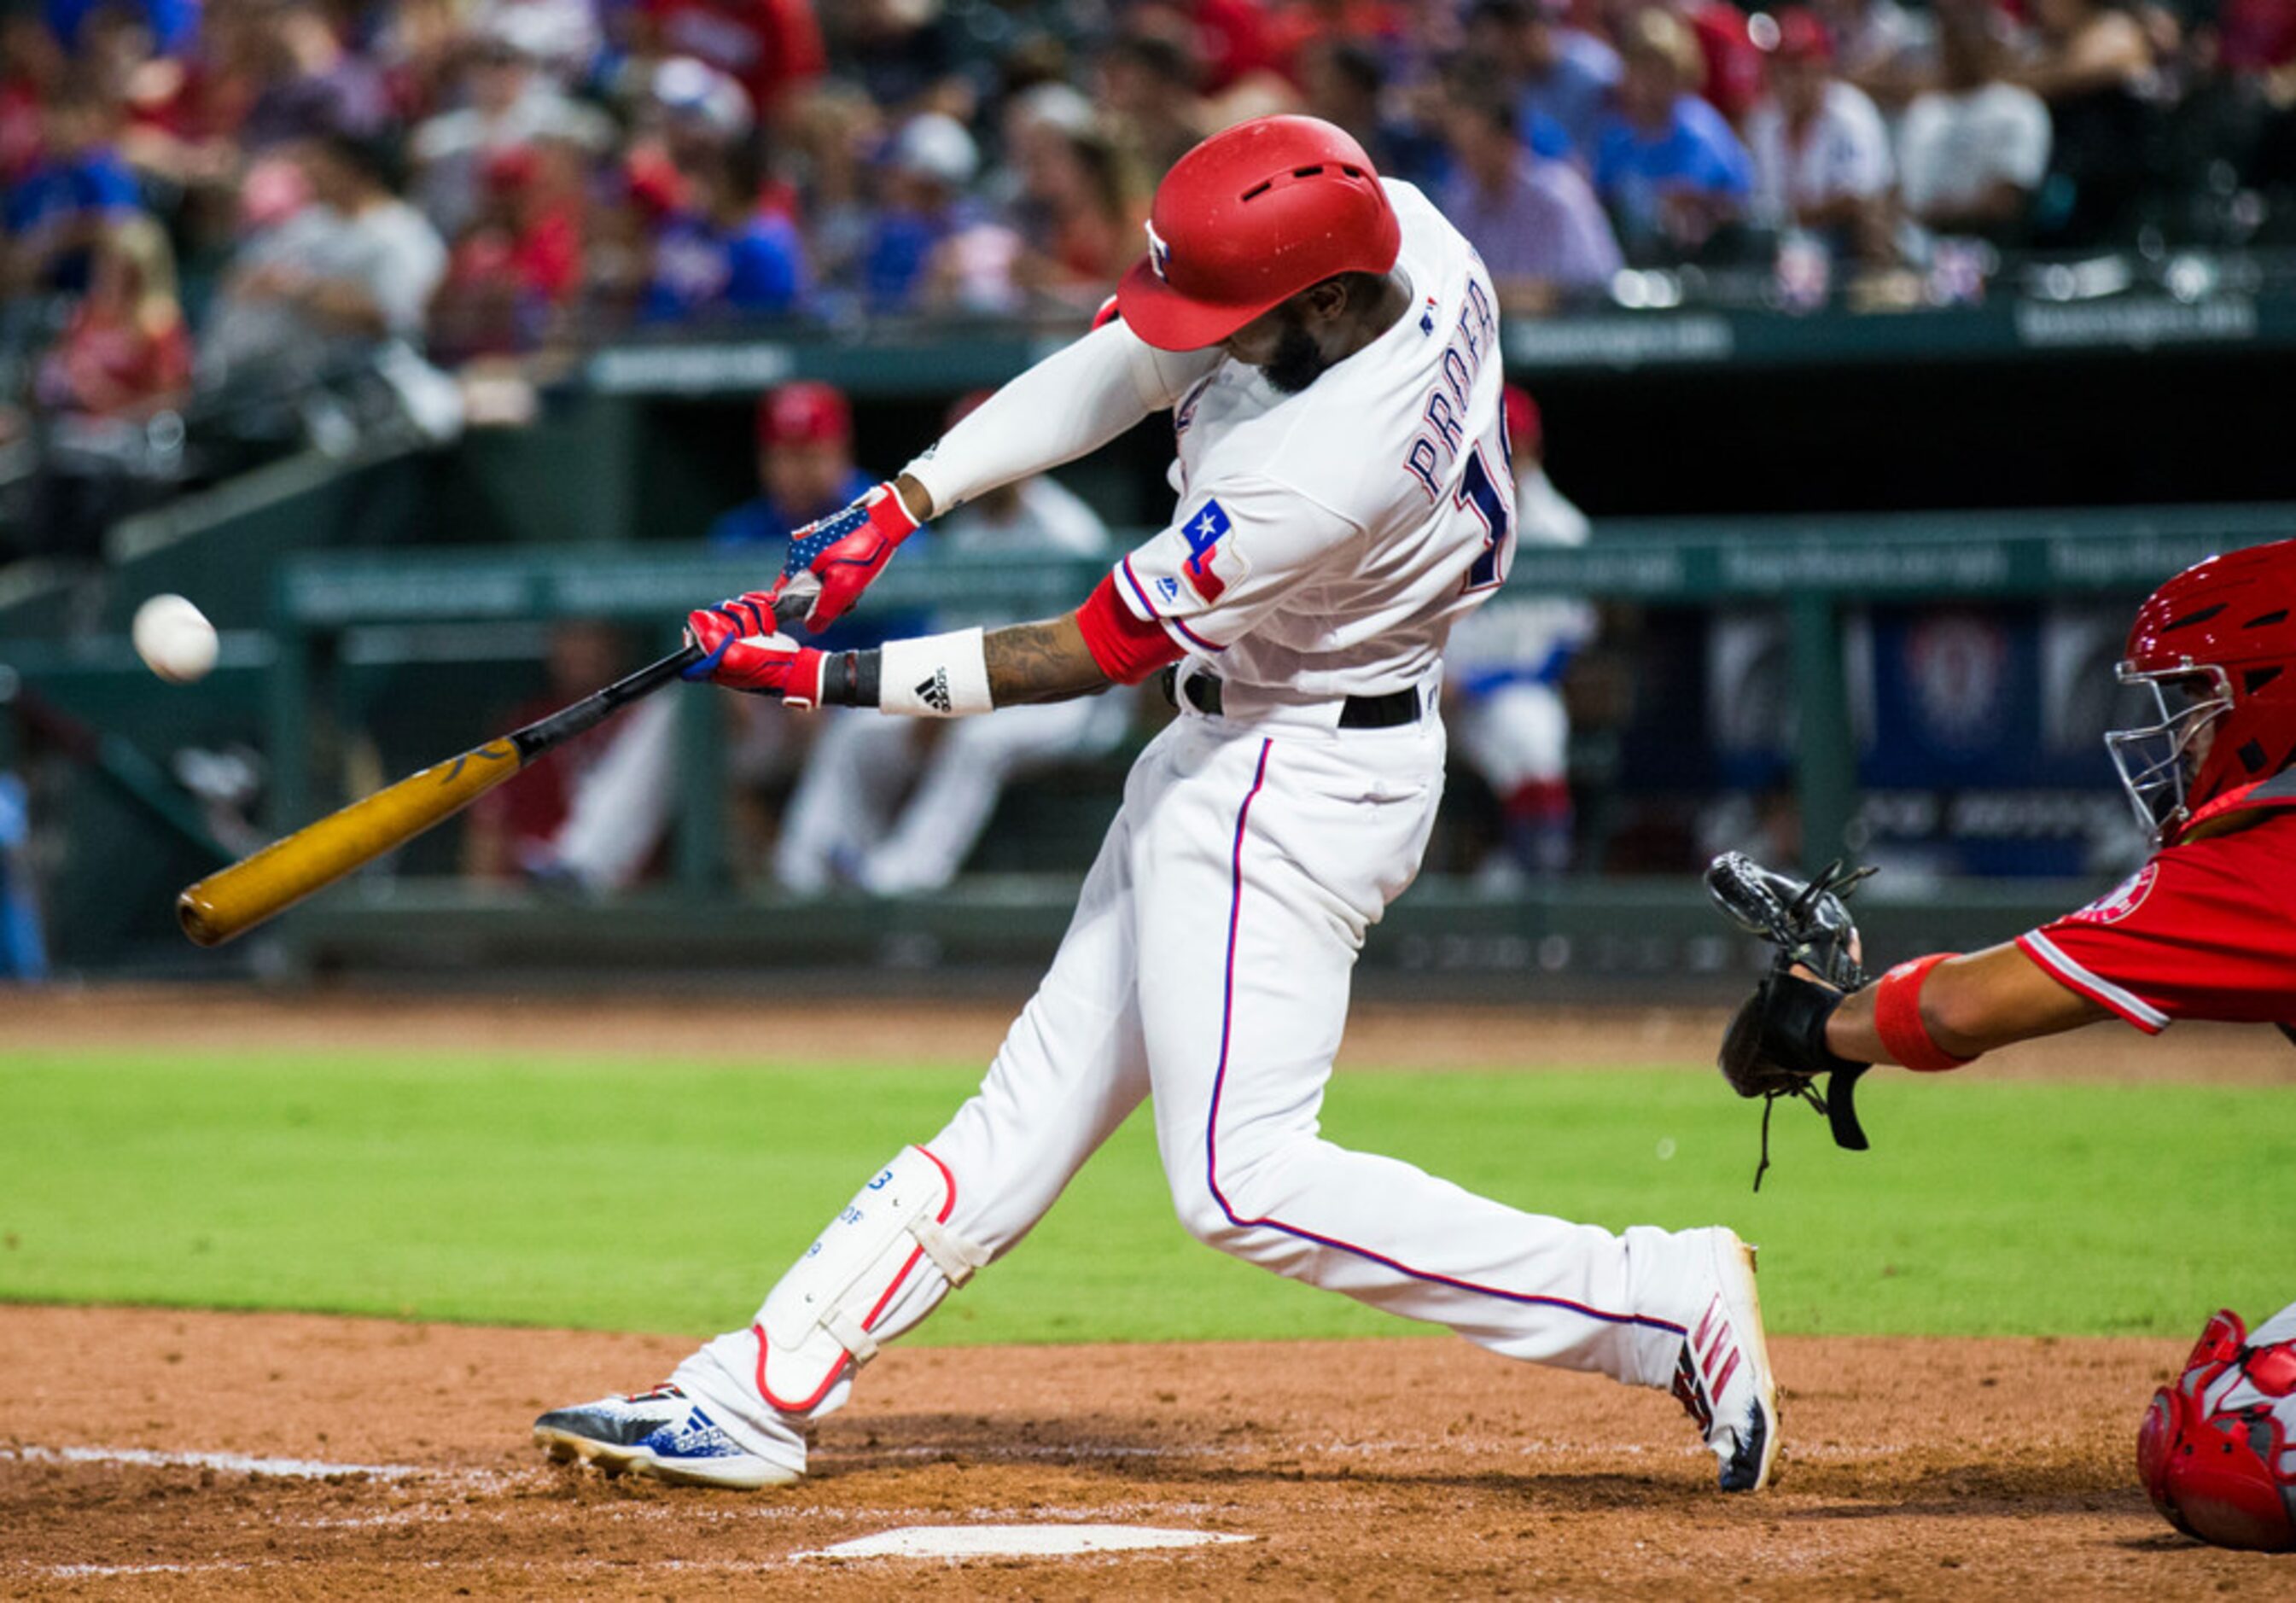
[
  {"left": 1670, "top": 1228, "right": 1780, "bottom": 1493},
  {"left": 533, "top": 1383, "right": 799, "bottom": 1489}
]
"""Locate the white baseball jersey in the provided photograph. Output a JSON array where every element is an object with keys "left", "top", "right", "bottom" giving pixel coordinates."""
[{"left": 1112, "top": 181, "right": 1514, "bottom": 700}]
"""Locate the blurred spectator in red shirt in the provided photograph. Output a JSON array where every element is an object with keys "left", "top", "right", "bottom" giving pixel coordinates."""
[
  {"left": 429, "top": 141, "right": 586, "bottom": 360},
  {"left": 37, "top": 214, "right": 190, "bottom": 416},
  {"left": 1744, "top": 7, "right": 1895, "bottom": 261},
  {"left": 638, "top": 0, "right": 825, "bottom": 119},
  {"left": 2218, "top": 0, "right": 2296, "bottom": 72},
  {"left": 0, "top": 16, "right": 67, "bottom": 186}
]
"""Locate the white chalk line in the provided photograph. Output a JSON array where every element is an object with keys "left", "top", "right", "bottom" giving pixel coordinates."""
[{"left": 4, "top": 1444, "right": 428, "bottom": 1480}]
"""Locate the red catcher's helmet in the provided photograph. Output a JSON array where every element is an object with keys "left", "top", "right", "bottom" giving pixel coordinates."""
[
  {"left": 1114, "top": 115, "right": 1401, "bottom": 353},
  {"left": 2107, "top": 538, "right": 2296, "bottom": 844},
  {"left": 2137, "top": 1306, "right": 2296, "bottom": 1553}
]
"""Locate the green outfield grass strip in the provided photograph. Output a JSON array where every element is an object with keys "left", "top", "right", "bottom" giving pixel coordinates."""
[{"left": 1, "top": 1051, "right": 2288, "bottom": 1343}]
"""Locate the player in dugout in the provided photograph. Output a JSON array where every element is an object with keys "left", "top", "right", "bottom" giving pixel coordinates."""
[{"left": 534, "top": 114, "right": 1783, "bottom": 1496}]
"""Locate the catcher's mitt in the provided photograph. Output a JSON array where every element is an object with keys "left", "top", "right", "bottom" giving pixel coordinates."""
[{"left": 1705, "top": 852, "right": 1879, "bottom": 1188}]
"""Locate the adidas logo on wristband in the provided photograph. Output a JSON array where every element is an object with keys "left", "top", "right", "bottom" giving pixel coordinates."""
[{"left": 916, "top": 670, "right": 953, "bottom": 714}]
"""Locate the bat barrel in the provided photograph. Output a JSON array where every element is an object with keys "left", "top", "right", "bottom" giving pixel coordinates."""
[{"left": 177, "top": 741, "right": 524, "bottom": 947}]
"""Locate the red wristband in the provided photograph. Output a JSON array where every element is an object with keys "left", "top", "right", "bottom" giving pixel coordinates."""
[{"left": 1873, "top": 953, "right": 1973, "bottom": 1073}]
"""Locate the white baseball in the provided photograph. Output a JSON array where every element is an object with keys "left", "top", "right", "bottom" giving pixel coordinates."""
[{"left": 131, "top": 593, "right": 219, "bottom": 684}]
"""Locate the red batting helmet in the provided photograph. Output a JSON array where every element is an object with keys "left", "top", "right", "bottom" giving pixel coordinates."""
[
  {"left": 1114, "top": 114, "right": 1401, "bottom": 353},
  {"left": 2137, "top": 1306, "right": 2296, "bottom": 1553},
  {"left": 2107, "top": 538, "right": 2296, "bottom": 843}
]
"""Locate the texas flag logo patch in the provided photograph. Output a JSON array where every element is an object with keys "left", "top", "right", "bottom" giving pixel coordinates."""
[{"left": 1179, "top": 498, "right": 1240, "bottom": 603}]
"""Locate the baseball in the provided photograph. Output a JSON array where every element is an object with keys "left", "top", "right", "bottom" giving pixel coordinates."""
[{"left": 131, "top": 593, "right": 219, "bottom": 684}]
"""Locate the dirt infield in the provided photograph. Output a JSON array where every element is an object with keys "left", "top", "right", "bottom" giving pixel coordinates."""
[
  {"left": 13, "top": 983, "right": 2295, "bottom": 1081},
  {"left": 1, "top": 1305, "right": 2283, "bottom": 1599}
]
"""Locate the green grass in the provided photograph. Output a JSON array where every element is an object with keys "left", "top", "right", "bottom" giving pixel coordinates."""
[{"left": 2, "top": 1049, "right": 2290, "bottom": 1342}]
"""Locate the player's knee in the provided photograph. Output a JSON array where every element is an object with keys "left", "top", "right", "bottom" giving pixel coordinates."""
[
  {"left": 1165, "top": 1153, "right": 1290, "bottom": 1259},
  {"left": 1167, "top": 1177, "right": 1246, "bottom": 1250}
]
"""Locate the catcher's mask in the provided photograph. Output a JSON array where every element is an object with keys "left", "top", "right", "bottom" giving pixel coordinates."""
[
  {"left": 2108, "top": 538, "right": 2296, "bottom": 844},
  {"left": 2136, "top": 1305, "right": 2296, "bottom": 1553},
  {"left": 2105, "top": 664, "right": 2233, "bottom": 841}
]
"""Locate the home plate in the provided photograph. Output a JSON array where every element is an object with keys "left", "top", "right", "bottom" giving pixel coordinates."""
[{"left": 795, "top": 1524, "right": 1254, "bottom": 1561}]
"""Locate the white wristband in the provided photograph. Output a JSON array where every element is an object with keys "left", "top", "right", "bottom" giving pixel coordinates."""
[{"left": 879, "top": 628, "right": 994, "bottom": 718}]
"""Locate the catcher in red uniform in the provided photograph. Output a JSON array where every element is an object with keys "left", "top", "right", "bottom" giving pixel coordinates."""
[{"left": 1713, "top": 537, "right": 2296, "bottom": 1550}]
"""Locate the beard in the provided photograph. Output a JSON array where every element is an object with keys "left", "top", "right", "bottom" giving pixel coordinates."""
[{"left": 1259, "top": 317, "right": 1329, "bottom": 395}]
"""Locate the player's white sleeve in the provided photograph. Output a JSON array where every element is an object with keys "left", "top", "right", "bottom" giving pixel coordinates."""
[
  {"left": 1109, "top": 475, "right": 1361, "bottom": 656},
  {"left": 903, "top": 322, "right": 1221, "bottom": 515}
]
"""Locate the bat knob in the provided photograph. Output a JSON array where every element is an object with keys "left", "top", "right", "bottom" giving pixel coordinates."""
[{"left": 177, "top": 888, "right": 227, "bottom": 947}]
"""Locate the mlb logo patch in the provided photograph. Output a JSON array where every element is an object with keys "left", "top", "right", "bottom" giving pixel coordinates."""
[{"left": 1180, "top": 499, "right": 1238, "bottom": 602}]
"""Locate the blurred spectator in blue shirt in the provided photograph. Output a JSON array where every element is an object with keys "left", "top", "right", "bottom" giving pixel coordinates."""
[
  {"left": 1592, "top": 8, "right": 1752, "bottom": 261},
  {"left": 1467, "top": 0, "right": 1620, "bottom": 166},
  {"left": 1301, "top": 35, "right": 1450, "bottom": 189},
  {"left": 44, "top": 0, "right": 197, "bottom": 57},
  {"left": 862, "top": 109, "right": 976, "bottom": 312},
  {"left": 5, "top": 85, "right": 141, "bottom": 292},
  {"left": 1440, "top": 80, "right": 1621, "bottom": 306},
  {"left": 638, "top": 137, "right": 807, "bottom": 321}
]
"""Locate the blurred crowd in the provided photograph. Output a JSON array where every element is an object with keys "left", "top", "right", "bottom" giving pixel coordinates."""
[{"left": 3, "top": 0, "right": 2294, "bottom": 423}]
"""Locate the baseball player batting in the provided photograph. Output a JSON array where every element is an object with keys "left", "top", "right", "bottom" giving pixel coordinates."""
[{"left": 534, "top": 116, "right": 1779, "bottom": 1495}]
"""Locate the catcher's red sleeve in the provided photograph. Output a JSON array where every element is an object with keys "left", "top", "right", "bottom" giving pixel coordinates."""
[
  {"left": 1077, "top": 573, "right": 1183, "bottom": 685},
  {"left": 2015, "top": 813, "right": 2296, "bottom": 1034}
]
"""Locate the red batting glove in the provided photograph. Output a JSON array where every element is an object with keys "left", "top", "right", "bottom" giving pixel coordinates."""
[
  {"left": 773, "top": 481, "right": 923, "bottom": 633},
  {"left": 682, "top": 592, "right": 831, "bottom": 709}
]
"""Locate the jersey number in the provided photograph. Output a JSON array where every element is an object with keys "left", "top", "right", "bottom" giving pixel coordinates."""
[{"left": 1457, "top": 446, "right": 1512, "bottom": 592}]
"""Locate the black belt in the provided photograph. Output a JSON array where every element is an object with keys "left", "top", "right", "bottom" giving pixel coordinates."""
[{"left": 1163, "top": 668, "right": 1421, "bottom": 729}]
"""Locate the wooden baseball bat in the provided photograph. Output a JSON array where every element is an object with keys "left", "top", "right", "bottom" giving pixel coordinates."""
[{"left": 176, "top": 595, "right": 804, "bottom": 947}]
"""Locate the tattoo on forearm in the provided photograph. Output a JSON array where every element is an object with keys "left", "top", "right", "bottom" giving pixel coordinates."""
[{"left": 985, "top": 616, "right": 1110, "bottom": 706}]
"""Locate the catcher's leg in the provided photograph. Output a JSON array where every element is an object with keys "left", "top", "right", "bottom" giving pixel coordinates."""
[{"left": 542, "top": 793, "right": 1155, "bottom": 1485}]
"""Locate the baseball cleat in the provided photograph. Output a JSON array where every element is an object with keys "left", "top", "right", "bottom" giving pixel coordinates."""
[
  {"left": 533, "top": 1383, "right": 800, "bottom": 1489},
  {"left": 1670, "top": 1228, "right": 1780, "bottom": 1492}
]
